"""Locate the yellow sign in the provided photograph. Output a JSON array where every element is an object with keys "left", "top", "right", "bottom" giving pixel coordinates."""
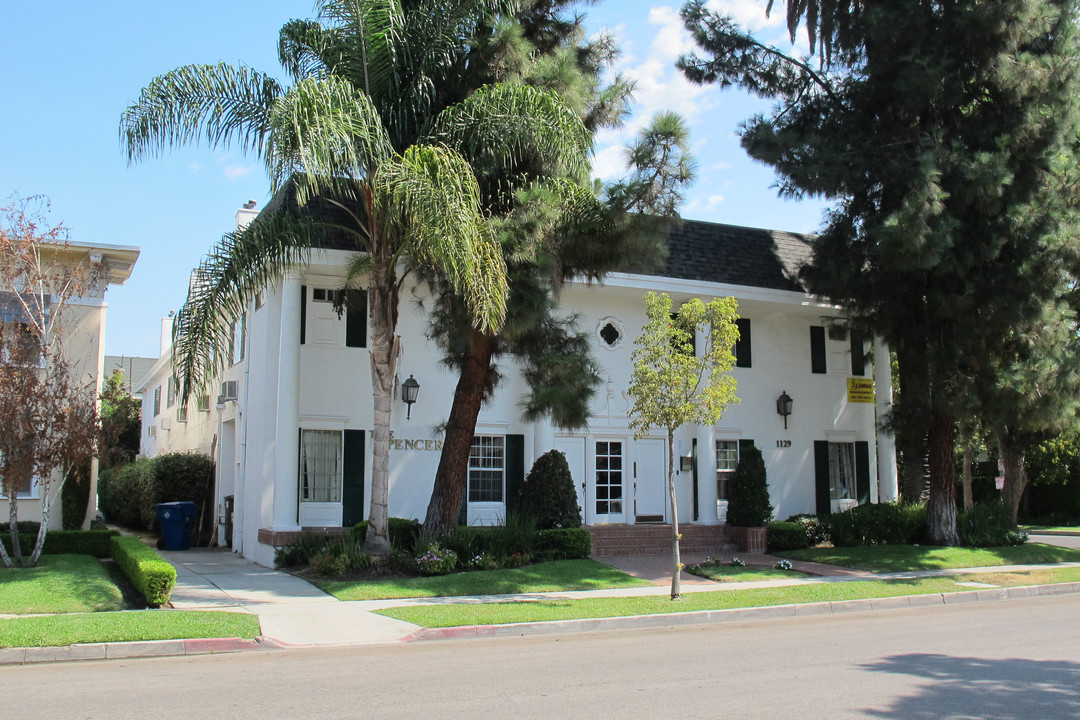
[{"left": 847, "top": 378, "right": 875, "bottom": 404}]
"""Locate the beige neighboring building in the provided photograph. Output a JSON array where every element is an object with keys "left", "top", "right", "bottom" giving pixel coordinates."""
[{"left": 0, "top": 241, "right": 139, "bottom": 530}]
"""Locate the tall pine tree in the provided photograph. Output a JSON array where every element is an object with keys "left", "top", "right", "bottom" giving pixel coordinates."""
[{"left": 679, "top": 0, "right": 1080, "bottom": 543}]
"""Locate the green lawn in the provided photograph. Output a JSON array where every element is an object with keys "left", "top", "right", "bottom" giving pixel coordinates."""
[
  {"left": 318, "top": 559, "right": 652, "bottom": 601},
  {"left": 687, "top": 564, "right": 807, "bottom": 582},
  {"left": 0, "top": 610, "right": 261, "bottom": 648},
  {"left": 779, "top": 543, "right": 1080, "bottom": 573},
  {"left": 0, "top": 555, "right": 124, "bottom": 614},
  {"left": 376, "top": 566, "right": 1080, "bottom": 628},
  {"left": 1022, "top": 525, "right": 1080, "bottom": 534}
]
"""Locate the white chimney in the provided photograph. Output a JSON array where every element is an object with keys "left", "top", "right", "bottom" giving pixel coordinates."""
[
  {"left": 160, "top": 312, "right": 175, "bottom": 356},
  {"left": 236, "top": 200, "right": 258, "bottom": 231}
]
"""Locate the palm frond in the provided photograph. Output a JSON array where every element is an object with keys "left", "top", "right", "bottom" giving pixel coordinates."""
[
  {"left": 429, "top": 82, "right": 591, "bottom": 179},
  {"left": 266, "top": 75, "right": 393, "bottom": 198},
  {"left": 119, "top": 64, "right": 282, "bottom": 163},
  {"left": 171, "top": 214, "right": 317, "bottom": 400},
  {"left": 278, "top": 19, "right": 334, "bottom": 82},
  {"left": 374, "top": 144, "right": 508, "bottom": 334}
]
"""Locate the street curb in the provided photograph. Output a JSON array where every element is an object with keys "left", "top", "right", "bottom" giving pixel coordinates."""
[
  {"left": 401, "top": 581, "right": 1080, "bottom": 644},
  {"left": 0, "top": 636, "right": 272, "bottom": 666}
]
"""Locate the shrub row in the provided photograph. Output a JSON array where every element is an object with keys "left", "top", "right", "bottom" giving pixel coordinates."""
[
  {"left": 772, "top": 500, "right": 1024, "bottom": 549},
  {"left": 1, "top": 529, "right": 118, "bottom": 558},
  {"left": 827, "top": 502, "right": 927, "bottom": 546},
  {"left": 110, "top": 536, "right": 176, "bottom": 607},
  {"left": 99, "top": 452, "right": 214, "bottom": 532}
]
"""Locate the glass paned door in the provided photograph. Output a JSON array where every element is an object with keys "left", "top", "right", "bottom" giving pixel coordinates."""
[{"left": 594, "top": 440, "right": 624, "bottom": 522}]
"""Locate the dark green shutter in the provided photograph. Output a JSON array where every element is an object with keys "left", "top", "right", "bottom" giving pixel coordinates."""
[
  {"left": 811, "top": 326, "right": 826, "bottom": 374},
  {"left": 346, "top": 289, "right": 367, "bottom": 348},
  {"left": 458, "top": 483, "right": 468, "bottom": 527},
  {"left": 855, "top": 441, "right": 871, "bottom": 506},
  {"left": 738, "top": 438, "right": 755, "bottom": 458},
  {"left": 342, "top": 430, "right": 366, "bottom": 526},
  {"left": 814, "top": 441, "right": 831, "bottom": 515},
  {"left": 691, "top": 438, "right": 699, "bottom": 521},
  {"left": 299, "top": 285, "right": 307, "bottom": 345},
  {"left": 735, "top": 318, "right": 752, "bottom": 368},
  {"left": 297, "top": 429, "right": 303, "bottom": 525},
  {"left": 504, "top": 434, "right": 525, "bottom": 520},
  {"left": 850, "top": 331, "right": 865, "bottom": 376}
]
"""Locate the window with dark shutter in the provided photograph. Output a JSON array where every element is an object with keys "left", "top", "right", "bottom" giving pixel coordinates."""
[
  {"left": 735, "top": 318, "right": 751, "bottom": 368},
  {"left": 811, "top": 326, "right": 826, "bottom": 374}
]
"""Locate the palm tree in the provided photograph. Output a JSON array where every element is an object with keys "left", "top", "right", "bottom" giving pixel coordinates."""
[{"left": 119, "top": 0, "right": 590, "bottom": 555}]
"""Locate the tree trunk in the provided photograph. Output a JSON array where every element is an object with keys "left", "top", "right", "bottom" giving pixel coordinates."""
[
  {"left": 27, "top": 479, "right": 52, "bottom": 567},
  {"left": 895, "top": 343, "right": 931, "bottom": 503},
  {"left": 926, "top": 408, "right": 959, "bottom": 545},
  {"left": 424, "top": 329, "right": 495, "bottom": 537},
  {"left": 998, "top": 432, "right": 1027, "bottom": 530},
  {"left": 363, "top": 258, "right": 400, "bottom": 558},
  {"left": 961, "top": 425, "right": 973, "bottom": 511},
  {"left": 2, "top": 491, "right": 17, "bottom": 568},
  {"left": 668, "top": 429, "right": 682, "bottom": 600}
]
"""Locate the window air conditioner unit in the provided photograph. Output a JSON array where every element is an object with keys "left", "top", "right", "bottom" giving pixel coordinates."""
[
  {"left": 220, "top": 380, "right": 238, "bottom": 401},
  {"left": 160, "top": 416, "right": 173, "bottom": 431},
  {"left": 148, "top": 425, "right": 157, "bottom": 437}
]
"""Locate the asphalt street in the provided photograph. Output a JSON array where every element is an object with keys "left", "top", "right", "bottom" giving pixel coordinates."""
[{"left": 5, "top": 594, "right": 1078, "bottom": 719}]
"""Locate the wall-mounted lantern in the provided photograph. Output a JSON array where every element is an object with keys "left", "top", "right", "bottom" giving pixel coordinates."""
[
  {"left": 777, "top": 390, "right": 793, "bottom": 430},
  {"left": 401, "top": 375, "right": 420, "bottom": 420}
]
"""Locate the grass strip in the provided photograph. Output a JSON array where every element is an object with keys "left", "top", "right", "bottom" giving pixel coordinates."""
[
  {"left": 375, "top": 567, "right": 1080, "bottom": 628},
  {"left": 1022, "top": 526, "right": 1080, "bottom": 534},
  {"left": 0, "top": 610, "right": 261, "bottom": 648},
  {"left": 779, "top": 543, "right": 1080, "bottom": 573},
  {"left": 0, "top": 555, "right": 124, "bottom": 614},
  {"left": 687, "top": 564, "right": 806, "bottom": 582},
  {"left": 317, "top": 559, "right": 652, "bottom": 601}
]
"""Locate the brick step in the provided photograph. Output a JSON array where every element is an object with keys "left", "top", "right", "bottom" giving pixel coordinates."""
[{"left": 588, "top": 524, "right": 734, "bottom": 556}]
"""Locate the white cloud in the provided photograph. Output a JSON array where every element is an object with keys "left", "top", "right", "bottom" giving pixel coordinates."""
[
  {"left": 591, "top": 143, "right": 628, "bottom": 181},
  {"left": 707, "top": 193, "right": 725, "bottom": 208},
  {"left": 710, "top": 161, "right": 732, "bottom": 171},
  {"left": 224, "top": 165, "right": 252, "bottom": 181},
  {"left": 704, "top": 0, "right": 786, "bottom": 32},
  {"left": 186, "top": 162, "right": 201, "bottom": 174}
]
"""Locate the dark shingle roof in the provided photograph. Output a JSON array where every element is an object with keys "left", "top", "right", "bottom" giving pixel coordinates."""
[{"left": 647, "top": 219, "right": 812, "bottom": 293}]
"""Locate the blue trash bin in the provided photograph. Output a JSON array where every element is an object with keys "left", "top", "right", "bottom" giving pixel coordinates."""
[{"left": 156, "top": 501, "right": 199, "bottom": 551}]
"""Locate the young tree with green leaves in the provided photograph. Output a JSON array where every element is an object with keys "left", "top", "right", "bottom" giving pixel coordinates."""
[
  {"left": 678, "top": 0, "right": 1080, "bottom": 545},
  {"left": 627, "top": 292, "right": 740, "bottom": 599},
  {"left": 120, "top": 0, "right": 590, "bottom": 555}
]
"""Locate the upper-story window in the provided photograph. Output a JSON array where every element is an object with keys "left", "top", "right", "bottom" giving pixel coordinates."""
[
  {"left": 734, "top": 318, "right": 751, "bottom": 368},
  {"left": 301, "top": 286, "right": 366, "bottom": 348}
]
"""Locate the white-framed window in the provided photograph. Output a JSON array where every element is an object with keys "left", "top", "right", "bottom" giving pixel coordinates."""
[
  {"left": 177, "top": 405, "right": 188, "bottom": 423},
  {"left": 229, "top": 315, "right": 246, "bottom": 365},
  {"left": 468, "top": 435, "right": 504, "bottom": 503},
  {"left": 153, "top": 386, "right": 161, "bottom": 417},
  {"left": 0, "top": 476, "right": 36, "bottom": 499},
  {"left": 300, "top": 429, "right": 342, "bottom": 503},
  {"left": 312, "top": 288, "right": 338, "bottom": 303},
  {"left": 196, "top": 394, "right": 210, "bottom": 413},
  {"left": 829, "top": 442, "right": 856, "bottom": 500},
  {"left": 167, "top": 375, "right": 176, "bottom": 408},
  {"left": 0, "top": 291, "right": 48, "bottom": 367},
  {"left": 716, "top": 440, "right": 739, "bottom": 501}
]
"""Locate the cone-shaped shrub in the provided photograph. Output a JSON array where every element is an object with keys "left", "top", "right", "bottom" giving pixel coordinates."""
[{"left": 726, "top": 444, "right": 773, "bottom": 527}]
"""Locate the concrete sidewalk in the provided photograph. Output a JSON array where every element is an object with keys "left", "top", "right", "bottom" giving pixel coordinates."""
[{"left": 162, "top": 548, "right": 420, "bottom": 646}]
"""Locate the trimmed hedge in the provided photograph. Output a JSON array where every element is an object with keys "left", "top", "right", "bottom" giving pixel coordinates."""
[
  {"left": 111, "top": 536, "right": 176, "bottom": 607},
  {"left": 516, "top": 450, "right": 582, "bottom": 530},
  {"left": 766, "top": 521, "right": 811, "bottom": 552},
  {"left": 535, "top": 528, "right": 591, "bottom": 560},
  {"left": 349, "top": 517, "right": 422, "bottom": 552},
  {"left": 2, "top": 530, "right": 118, "bottom": 558},
  {"left": 727, "top": 445, "right": 773, "bottom": 527},
  {"left": 827, "top": 502, "right": 927, "bottom": 546}
]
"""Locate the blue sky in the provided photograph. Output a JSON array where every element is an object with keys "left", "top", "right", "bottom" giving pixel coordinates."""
[{"left": 0, "top": 1, "right": 826, "bottom": 360}]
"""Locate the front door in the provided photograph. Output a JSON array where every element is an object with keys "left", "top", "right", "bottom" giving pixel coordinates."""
[
  {"left": 592, "top": 439, "right": 626, "bottom": 523},
  {"left": 634, "top": 437, "right": 667, "bottom": 522}
]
